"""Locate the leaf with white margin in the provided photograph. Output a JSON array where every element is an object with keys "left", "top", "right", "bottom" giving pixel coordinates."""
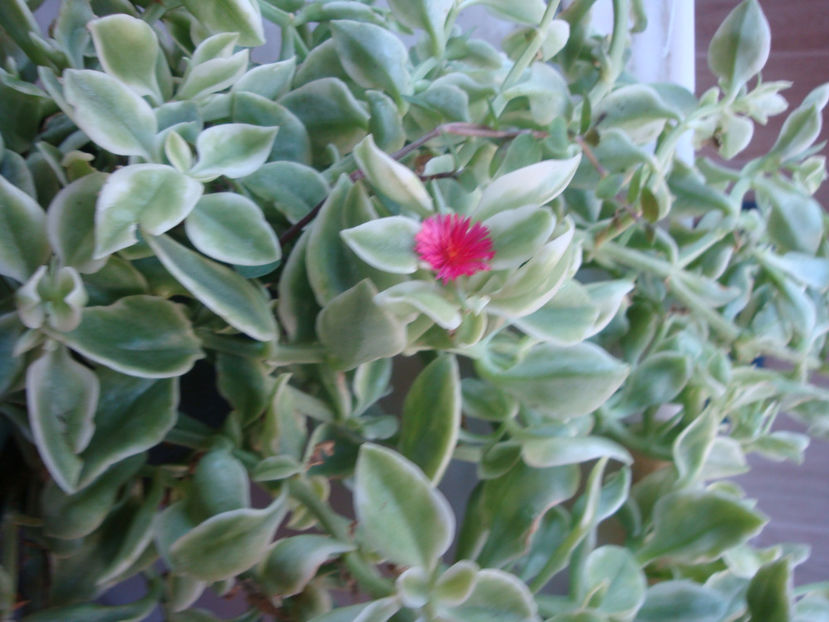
[
  {"left": 176, "top": 50, "right": 249, "bottom": 101},
  {"left": 169, "top": 495, "right": 286, "bottom": 582},
  {"left": 146, "top": 234, "right": 277, "bottom": 341},
  {"left": 232, "top": 57, "right": 296, "bottom": 100},
  {"left": 446, "top": 569, "right": 539, "bottom": 621},
  {"left": 708, "top": 0, "right": 770, "bottom": 95},
  {"left": 94, "top": 164, "right": 203, "bottom": 258},
  {"left": 58, "top": 295, "right": 203, "bottom": 379},
  {"left": 483, "top": 205, "right": 556, "bottom": 270},
  {"left": 387, "top": 0, "right": 453, "bottom": 54},
  {"left": 581, "top": 546, "right": 647, "bottom": 617},
  {"left": 375, "top": 281, "right": 461, "bottom": 330},
  {"left": 189, "top": 124, "right": 278, "bottom": 181},
  {"left": 182, "top": 0, "right": 265, "bottom": 47},
  {"left": 353, "top": 135, "right": 432, "bottom": 216},
  {"left": 258, "top": 535, "right": 354, "bottom": 597},
  {"left": 63, "top": 69, "right": 157, "bottom": 158},
  {"left": 473, "top": 155, "right": 581, "bottom": 220},
  {"left": 340, "top": 216, "right": 421, "bottom": 274},
  {"left": 47, "top": 172, "right": 108, "bottom": 274},
  {"left": 397, "top": 355, "right": 461, "bottom": 483},
  {"left": 185, "top": 193, "right": 280, "bottom": 266},
  {"left": 88, "top": 14, "right": 161, "bottom": 101},
  {"left": 0, "top": 173, "right": 49, "bottom": 282},
  {"left": 354, "top": 443, "right": 454, "bottom": 569},
  {"left": 522, "top": 436, "right": 632, "bottom": 468},
  {"left": 26, "top": 345, "right": 99, "bottom": 493}
]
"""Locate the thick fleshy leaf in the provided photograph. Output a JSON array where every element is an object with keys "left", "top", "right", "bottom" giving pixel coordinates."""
[
  {"left": 746, "top": 559, "right": 792, "bottom": 622},
  {"left": 707, "top": 0, "right": 770, "bottom": 93},
  {"left": 397, "top": 355, "right": 460, "bottom": 483},
  {"left": 41, "top": 455, "right": 143, "bottom": 540},
  {"left": 340, "top": 216, "right": 421, "bottom": 274},
  {"left": 242, "top": 161, "right": 327, "bottom": 222},
  {"left": 169, "top": 496, "right": 286, "bottom": 582},
  {"left": 353, "top": 135, "right": 432, "bottom": 215},
  {"left": 259, "top": 535, "right": 354, "bottom": 597},
  {"left": 635, "top": 581, "right": 727, "bottom": 622},
  {"left": 317, "top": 280, "right": 407, "bottom": 370},
  {"left": 637, "top": 490, "right": 767, "bottom": 564},
  {"left": 177, "top": 51, "right": 249, "bottom": 101},
  {"left": 375, "top": 281, "right": 462, "bottom": 329},
  {"left": 467, "top": 461, "right": 579, "bottom": 568},
  {"left": 232, "top": 58, "right": 296, "bottom": 100},
  {"left": 88, "top": 14, "right": 161, "bottom": 100},
  {"left": 94, "top": 164, "right": 204, "bottom": 258},
  {"left": 354, "top": 443, "right": 454, "bottom": 569},
  {"left": 26, "top": 345, "right": 100, "bottom": 492},
  {"left": 189, "top": 124, "right": 278, "bottom": 181},
  {"left": 473, "top": 156, "right": 581, "bottom": 220},
  {"left": 181, "top": 0, "right": 265, "bottom": 46},
  {"left": 618, "top": 352, "right": 692, "bottom": 413},
  {"left": 280, "top": 78, "right": 370, "bottom": 158},
  {"left": 330, "top": 20, "right": 411, "bottom": 101},
  {"left": 63, "top": 69, "right": 157, "bottom": 158},
  {"left": 0, "top": 173, "right": 49, "bottom": 282},
  {"left": 387, "top": 0, "right": 453, "bottom": 54},
  {"left": 190, "top": 446, "right": 250, "bottom": 521},
  {"left": 484, "top": 205, "right": 556, "bottom": 270},
  {"left": 581, "top": 546, "right": 646, "bottom": 617},
  {"left": 759, "top": 179, "right": 824, "bottom": 254},
  {"left": 59, "top": 295, "right": 203, "bottom": 379},
  {"left": 522, "top": 436, "right": 631, "bottom": 468},
  {"left": 216, "top": 352, "right": 271, "bottom": 424},
  {"left": 477, "top": 342, "right": 629, "bottom": 419},
  {"left": 674, "top": 410, "right": 718, "bottom": 487},
  {"left": 46, "top": 172, "right": 108, "bottom": 274},
  {"left": 771, "top": 101, "right": 823, "bottom": 162},
  {"left": 0, "top": 313, "right": 26, "bottom": 396},
  {"left": 185, "top": 193, "right": 280, "bottom": 266},
  {"left": 146, "top": 234, "right": 277, "bottom": 341},
  {"left": 446, "top": 569, "right": 538, "bottom": 621},
  {"left": 232, "top": 93, "right": 311, "bottom": 164},
  {"left": 79, "top": 369, "right": 177, "bottom": 486}
]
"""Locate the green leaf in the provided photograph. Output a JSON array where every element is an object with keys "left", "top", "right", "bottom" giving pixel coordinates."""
[
  {"left": 189, "top": 124, "right": 279, "bottom": 181},
  {"left": 473, "top": 156, "right": 581, "bottom": 220},
  {"left": 375, "top": 281, "right": 462, "bottom": 330},
  {"left": 353, "top": 135, "right": 432, "bottom": 215},
  {"left": 232, "top": 58, "right": 296, "bottom": 100},
  {"left": 242, "top": 161, "right": 326, "bottom": 222},
  {"left": 340, "top": 216, "right": 421, "bottom": 274},
  {"left": 258, "top": 535, "right": 354, "bottom": 597},
  {"left": 252, "top": 455, "right": 302, "bottom": 482},
  {"left": 79, "top": 369, "right": 177, "bottom": 486},
  {"left": 469, "top": 461, "right": 578, "bottom": 567},
  {"left": 637, "top": 490, "right": 767, "bottom": 564},
  {"left": 169, "top": 496, "right": 286, "bottom": 582},
  {"left": 330, "top": 20, "right": 412, "bottom": 101},
  {"left": 635, "top": 581, "right": 727, "bottom": 622},
  {"left": 434, "top": 560, "right": 479, "bottom": 606},
  {"left": 618, "top": 352, "right": 692, "bottom": 413},
  {"left": 0, "top": 173, "right": 49, "bottom": 282},
  {"left": 595, "top": 84, "right": 680, "bottom": 143},
  {"left": 88, "top": 14, "right": 161, "bottom": 100},
  {"left": 522, "top": 436, "right": 631, "bottom": 468},
  {"left": 146, "top": 234, "right": 277, "bottom": 341},
  {"left": 94, "top": 164, "right": 204, "bottom": 258},
  {"left": 23, "top": 573, "right": 162, "bottom": 622},
  {"left": 26, "top": 345, "right": 100, "bottom": 492},
  {"left": 177, "top": 50, "right": 249, "bottom": 101},
  {"left": 770, "top": 103, "right": 823, "bottom": 162},
  {"left": 190, "top": 446, "right": 250, "bottom": 520},
  {"left": 46, "top": 172, "right": 108, "bottom": 274},
  {"left": 279, "top": 78, "right": 370, "bottom": 159},
  {"left": 759, "top": 178, "right": 824, "bottom": 254},
  {"left": 484, "top": 205, "right": 556, "bottom": 270},
  {"left": 41, "top": 455, "right": 143, "bottom": 539},
  {"left": 674, "top": 410, "right": 718, "bottom": 487},
  {"left": 63, "top": 69, "right": 157, "bottom": 158},
  {"left": 54, "top": 0, "right": 95, "bottom": 70},
  {"left": 0, "top": 70, "right": 56, "bottom": 153},
  {"left": 317, "top": 280, "right": 406, "bottom": 370},
  {"left": 0, "top": 313, "right": 26, "bottom": 397},
  {"left": 216, "top": 352, "right": 271, "bottom": 424},
  {"left": 185, "top": 192, "right": 280, "bottom": 266},
  {"left": 581, "top": 546, "right": 646, "bottom": 617},
  {"left": 354, "top": 443, "right": 454, "bottom": 569},
  {"left": 387, "top": 0, "right": 454, "bottom": 54},
  {"left": 446, "top": 569, "right": 538, "bottom": 621},
  {"left": 461, "top": 379, "right": 518, "bottom": 422},
  {"left": 477, "top": 342, "right": 629, "bottom": 419},
  {"left": 397, "top": 355, "right": 460, "bottom": 483},
  {"left": 707, "top": 0, "right": 770, "bottom": 94},
  {"left": 747, "top": 559, "right": 792, "bottom": 622},
  {"left": 59, "top": 295, "right": 203, "bottom": 379},
  {"left": 181, "top": 0, "right": 265, "bottom": 47}
]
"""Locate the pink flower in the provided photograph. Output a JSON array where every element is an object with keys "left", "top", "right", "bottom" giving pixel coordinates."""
[{"left": 415, "top": 214, "right": 495, "bottom": 284}]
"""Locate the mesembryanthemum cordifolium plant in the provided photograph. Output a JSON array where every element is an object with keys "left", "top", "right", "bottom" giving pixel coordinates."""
[{"left": 0, "top": 0, "right": 828, "bottom": 619}]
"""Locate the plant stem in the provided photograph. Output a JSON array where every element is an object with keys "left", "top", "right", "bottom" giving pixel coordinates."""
[
  {"left": 588, "top": 0, "right": 629, "bottom": 104},
  {"left": 287, "top": 478, "right": 395, "bottom": 598}
]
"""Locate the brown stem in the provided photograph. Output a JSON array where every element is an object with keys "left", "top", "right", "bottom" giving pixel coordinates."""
[
  {"left": 277, "top": 123, "right": 549, "bottom": 246},
  {"left": 575, "top": 135, "right": 607, "bottom": 177}
]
